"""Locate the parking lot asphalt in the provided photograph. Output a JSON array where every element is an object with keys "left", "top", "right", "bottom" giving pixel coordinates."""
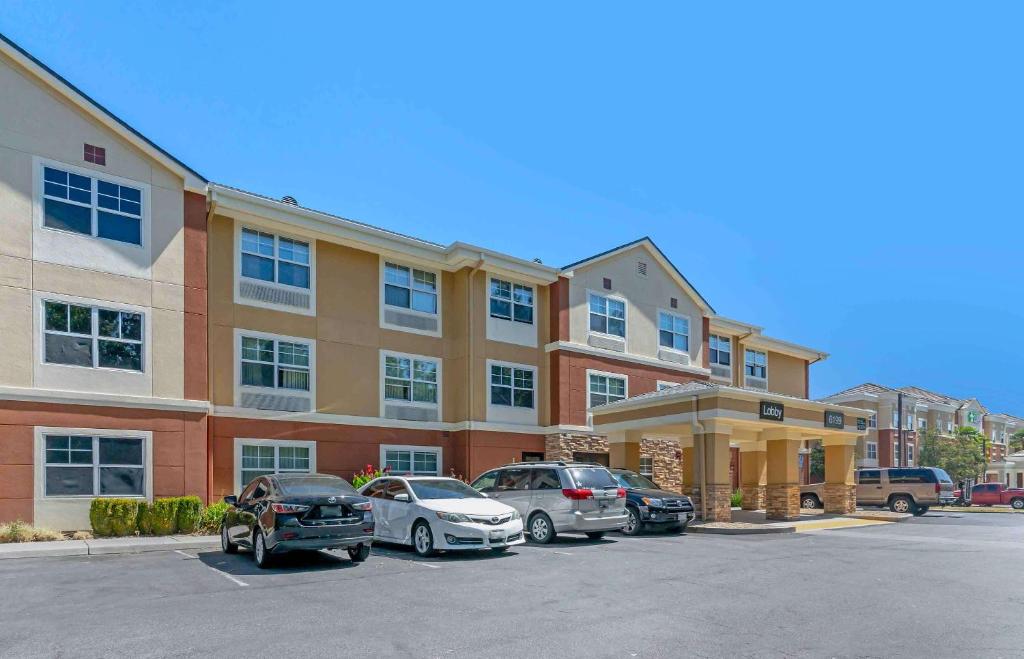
[{"left": 2, "top": 512, "right": 1023, "bottom": 658}]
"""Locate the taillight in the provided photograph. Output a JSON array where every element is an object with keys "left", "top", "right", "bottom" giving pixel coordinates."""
[
  {"left": 935, "top": 483, "right": 940, "bottom": 494},
  {"left": 616, "top": 487, "right": 627, "bottom": 498},
  {"left": 352, "top": 501, "right": 372, "bottom": 511},
  {"left": 562, "top": 488, "right": 594, "bottom": 500},
  {"left": 270, "top": 503, "right": 310, "bottom": 514}
]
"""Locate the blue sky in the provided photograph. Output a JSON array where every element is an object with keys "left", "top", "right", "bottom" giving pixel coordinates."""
[{"left": 3, "top": 3, "right": 1021, "bottom": 412}]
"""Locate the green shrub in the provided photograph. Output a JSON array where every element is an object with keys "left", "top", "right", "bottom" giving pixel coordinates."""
[
  {"left": 139, "top": 499, "right": 179, "bottom": 535},
  {"left": 730, "top": 490, "right": 743, "bottom": 507},
  {"left": 175, "top": 496, "right": 204, "bottom": 534},
  {"left": 90, "top": 499, "right": 143, "bottom": 537},
  {"left": 199, "top": 502, "right": 230, "bottom": 534}
]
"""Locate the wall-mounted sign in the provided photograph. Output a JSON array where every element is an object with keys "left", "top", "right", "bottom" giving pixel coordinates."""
[
  {"left": 856, "top": 417, "right": 867, "bottom": 431},
  {"left": 760, "top": 401, "right": 784, "bottom": 421},
  {"left": 824, "top": 411, "right": 845, "bottom": 429}
]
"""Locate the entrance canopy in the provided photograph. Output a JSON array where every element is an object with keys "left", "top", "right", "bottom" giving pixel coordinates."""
[{"left": 591, "top": 381, "right": 871, "bottom": 521}]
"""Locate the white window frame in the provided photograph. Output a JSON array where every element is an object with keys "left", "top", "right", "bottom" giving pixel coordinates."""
[
  {"left": 866, "top": 442, "right": 878, "bottom": 460},
  {"left": 35, "top": 158, "right": 149, "bottom": 250},
  {"left": 35, "top": 427, "right": 153, "bottom": 503},
  {"left": 657, "top": 309, "right": 691, "bottom": 355},
  {"left": 379, "top": 258, "right": 443, "bottom": 337},
  {"left": 586, "top": 369, "right": 629, "bottom": 419},
  {"left": 233, "top": 438, "right": 317, "bottom": 494},
  {"left": 40, "top": 299, "right": 145, "bottom": 373},
  {"left": 743, "top": 349, "right": 767, "bottom": 388},
  {"left": 868, "top": 413, "right": 877, "bottom": 429},
  {"left": 639, "top": 456, "right": 654, "bottom": 479},
  {"left": 919, "top": 417, "right": 927, "bottom": 430},
  {"left": 587, "top": 291, "right": 627, "bottom": 340},
  {"left": 907, "top": 444, "right": 914, "bottom": 466},
  {"left": 489, "top": 277, "right": 534, "bottom": 325},
  {"left": 233, "top": 223, "right": 317, "bottom": 316},
  {"left": 380, "top": 444, "right": 442, "bottom": 476},
  {"left": 893, "top": 443, "right": 900, "bottom": 465},
  {"left": 239, "top": 227, "right": 312, "bottom": 289},
  {"left": 233, "top": 328, "right": 316, "bottom": 407},
  {"left": 709, "top": 334, "right": 732, "bottom": 378},
  {"left": 379, "top": 350, "right": 442, "bottom": 416},
  {"left": 487, "top": 360, "right": 537, "bottom": 410}
]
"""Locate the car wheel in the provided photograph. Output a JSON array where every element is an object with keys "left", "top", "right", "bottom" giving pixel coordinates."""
[
  {"left": 801, "top": 495, "right": 819, "bottom": 509},
  {"left": 913, "top": 506, "right": 929, "bottom": 517},
  {"left": 253, "top": 530, "right": 272, "bottom": 569},
  {"left": 347, "top": 543, "right": 371, "bottom": 562},
  {"left": 1012, "top": 499, "right": 1024, "bottom": 510},
  {"left": 890, "top": 496, "right": 913, "bottom": 514},
  {"left": 412, "top": 521, "right": 436, "bottom": 557},
  {"left": 622, "top": 506, "right": 642, "bottom": 536},
  {"left": 528, "top": 512, "right": 555, "bottom": 544},
  {"left": 220, "top": 523, "right": 237, "bottom": 554},
  {"left": 585, "top": 531, "right": 605, "bottom": 540}
]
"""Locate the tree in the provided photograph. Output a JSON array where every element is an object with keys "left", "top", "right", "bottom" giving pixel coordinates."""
[
  {"left": 917, "top": 426, "right": 987, "bottom": 485},
  {"left": 1009, "top": 429, "right": 1024, "bottom": 454},
  {"left": 809, "top": 444, "right": 824, "bottom": 481}
]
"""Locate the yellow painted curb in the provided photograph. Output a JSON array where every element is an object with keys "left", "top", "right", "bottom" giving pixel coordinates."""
[{"left": 793, "top": 518, "right": 892, "bottom": 532}]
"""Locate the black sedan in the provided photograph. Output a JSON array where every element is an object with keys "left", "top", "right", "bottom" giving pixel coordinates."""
[
  {"left": 221, "top": 473, "right": 374, "bottom": 568},
  {"left": 609, "top": 469, "right": 695, "bottom": 535}
]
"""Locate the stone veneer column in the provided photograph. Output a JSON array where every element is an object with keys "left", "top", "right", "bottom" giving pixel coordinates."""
[
  {"left": 823, "top": 441, "right": 857, "bottom": 514},
  {"left": 698, "top": 427, "right": 733, "bottom": 522},
  {"left": 766, "top": 433, "right": 802, "bottom": 521},
  {"left": 739, "top": 443, "right": 767, "bottom": 511}
]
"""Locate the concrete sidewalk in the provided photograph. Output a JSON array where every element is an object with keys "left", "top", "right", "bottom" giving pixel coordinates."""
[
  {"left": 0, "top": 535, "right": 219, "bottom": 560},
  {"left": 690, "top": 508, "right": 911, "bottom": 535}
]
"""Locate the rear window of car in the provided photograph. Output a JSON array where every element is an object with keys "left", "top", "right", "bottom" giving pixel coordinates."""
[
  {"left": 932, "top": 468, "right": 952, "bottom": 483},
  {"left": 568, "top": 468, "right": 618, "bottom": 489},
  {"left": 278, "top": 477, "right": 357, "bottom": 496}
]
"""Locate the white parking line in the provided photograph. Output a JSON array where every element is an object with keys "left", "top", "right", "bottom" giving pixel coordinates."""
[
  {"left": 174, "top": 550, "right": 249, "bottom": 587},
  {"left": 552, "top": 551, "right": 573, "bottom": 556}
]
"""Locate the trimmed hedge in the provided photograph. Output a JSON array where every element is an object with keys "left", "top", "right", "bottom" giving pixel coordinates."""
[
  {"left": 89, "top": 499, "right": 144, "bottom": 537},
  {"left": 138, "top": 499, "right": 178, "bottom": 535},
  {"left": 175, "top": 496, "right": 203, "bottom": 534},
  {"left": 199, "top": 502, "right": 230, "bottom": 534},
  {"left": 90, "top": 496, "right": 213, "bottom": 537}
]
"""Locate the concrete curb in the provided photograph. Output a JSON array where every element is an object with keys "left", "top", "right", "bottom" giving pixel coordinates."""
[
  {"left": 0, "top": 535, "right": 219, "bottom": 560},
  {"left": 848, "top": 512, "right": 912, "bottom": 522},
  {"left": 688, "top": 525, "right": 795, "bottom": 535}
]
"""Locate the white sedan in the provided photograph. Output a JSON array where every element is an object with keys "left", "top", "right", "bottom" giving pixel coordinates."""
[{"left": 358, "top": 476, "right": 525, "bottom": 557}]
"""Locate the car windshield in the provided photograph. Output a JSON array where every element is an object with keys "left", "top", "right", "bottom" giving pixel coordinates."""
[
  {"left": 932, "top": 469, "right": 953, "bottom": 483},
  {"left": 615, "top": 472, "right": 658, "bottom": 489},
  {"left": 408, "top": 479, "right": 484, "bottom": 500},
  {"left": 569, "top": 468, "right": 618, "bottom": 489},
  {"left": 277, "top": 477, "right": 357, "bottom": 496}
]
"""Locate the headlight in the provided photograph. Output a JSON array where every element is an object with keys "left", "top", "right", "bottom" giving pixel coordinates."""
[
  {"left": 510, "top": 510, "right": 521, "bottom": 520},
  {"left": 641, "top": 497, "right": 663, "bottom": 507},
  {"left": 435, "top": 511, "right": 472, "bottom": 523}
]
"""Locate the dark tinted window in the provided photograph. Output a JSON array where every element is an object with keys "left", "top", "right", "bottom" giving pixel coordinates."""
[
  {"left": 278, "top": 476, "right": 356, "bottom": 496},
  {"left": 858, "top": 470, "right": 881, "bottom": 485},
  {"left": 532, "top": 469, "right": 562, "bottom": 490},
  {"left": 932, "top": 468, "right": 953, "bottom": 483},
  {"left": 238, "top": 478, "right": 262, "bottom": 503},
  {"left": 495, "top": 468, "right": 530, "bottom": 491},
  {"left": 471, "top": 471, "right": 498, "bottom": 492},
  {"left": 250, "top": 480, "right": 270, "bottom": 500},
  {"left": 888, "top": 468, "right": 935, "bottom": 484},
  {"left": 568, "top": 468, "right": 618, "bottom": 489}
]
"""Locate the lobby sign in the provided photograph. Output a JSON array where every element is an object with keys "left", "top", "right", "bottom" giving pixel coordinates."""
[
  {"left": 825, "top": 411, "right": 845, "bottom": 429},
  {"left": 759, "top": 401, "right": 784, "bottom": 421}
]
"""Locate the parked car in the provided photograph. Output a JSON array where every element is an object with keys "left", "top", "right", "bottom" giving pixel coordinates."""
[
  {"left": 221, "top": 473, "right": 374, "bottom": 568},
  {"left": 609, "top": 468, "right": 694, "bottom": 535},
  {"left": 470, "top": 461, "right": 628, "bottom": 544},
  {"left": 799, "top": 467, "right": 955, "bottom": 515},
  {"left": 968, "top": 483, "right": 1024, "bottom": 509},
  {"left": 358, "top": 476, "right": 524, "bottom": 557}
]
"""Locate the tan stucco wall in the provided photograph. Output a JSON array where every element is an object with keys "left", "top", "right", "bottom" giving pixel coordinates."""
[
  {"left": 0, "top": 51, "right": 186, "bottom": 398},
  {"left": 762, "top": 350, "right": 807, "bottom": 398}
]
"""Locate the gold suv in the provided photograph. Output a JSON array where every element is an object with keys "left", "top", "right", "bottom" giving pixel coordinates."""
[{"left": 800, "top": 467, "right": 956, "bottom": 515}]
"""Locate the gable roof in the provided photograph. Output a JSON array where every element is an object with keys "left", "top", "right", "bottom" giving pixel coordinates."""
[
  {"left": 561, "top": 237, "right": 715, "bottom": 314},
  {"left": 0, "top": 32, "right": 206, "bottom": 191},
  {"left": 821, "top": 382, "right": 899, "bottom": 400},
  {"left": 898, "top": 386, "right": 962, "bottom": 407}
]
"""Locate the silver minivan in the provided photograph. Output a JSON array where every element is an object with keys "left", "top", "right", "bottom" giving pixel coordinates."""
[{"left": 470, "top": 461, "right": 628, "bottom": 543}]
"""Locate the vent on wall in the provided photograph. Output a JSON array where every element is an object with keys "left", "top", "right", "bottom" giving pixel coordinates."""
[
  {"left": 240, "top": 392, "right": 312, "bottom": 413},
  {"left": 670, "top": 297, "right": 678, "bottom": 309},
  {"left": 384, "top": 309, "right": 439, "bottom": 333},
  {"left": 384, "top": 404, "right": 439, "bottom": 422},
  {"left": 84, "top": 143, "right": 106, "bottom": 165},
  {"left": 240, "top": 280, "right": 312, "bottom": 310},
  {"left": 602, "top": 277, "right": 612, "bottom": 290},
  {"left": 745, "top": 378, "right": 768, "bottom": 392},
  {"left": 636, "top": 261, "right": 648, "bottom": 278},
  {"left": 711, "top": 365, "right": 731, "bottom": 379}
]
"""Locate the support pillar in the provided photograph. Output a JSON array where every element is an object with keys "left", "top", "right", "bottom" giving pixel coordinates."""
[
  {"left": 697, "top": 424, "right": 733, "bottom": 522},
  {"left": 739, "top": 442, "right": 767, "bottom": 511},
  {"left": 823, "top": 440, "right": 857, "bottom": 514},
  {"left": 681, "top": 445, "right": 697, "bottom": 511},
  {"left": 608, "top": 436, "right": 641, "bottom": 472},
  {"left": 765, "top": 431, "right": 802, "bottom": 520}
]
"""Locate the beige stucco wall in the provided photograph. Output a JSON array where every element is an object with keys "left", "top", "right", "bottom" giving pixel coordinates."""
[
  {"left": 0, "top": 51, "right": 186, "bottom": 398},
  {"left": 567, "top": 245, "right": 705, "bottom": 366}
]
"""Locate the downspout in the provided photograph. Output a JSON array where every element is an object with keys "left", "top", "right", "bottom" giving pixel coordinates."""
[
  {"left": 691, "top": 394, "right": 707, "bottom": 520},
  {"left": 205, "top": 194, "right": 218, "bottom": 505},
  {"left": 466, "top": 255, "right": 485, "bottom": 479}
]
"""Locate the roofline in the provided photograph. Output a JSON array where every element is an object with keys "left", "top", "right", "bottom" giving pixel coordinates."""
[
  {"left": 560, "top": 237, "right": 716, "bottom": 314},
  {"left": 0, "top": 32, "right": 206, "bottom": 191},
  {"left": 743, "top": 334, "right": 829, "bottom": 362},
  {"left": 709, "top": 315, "right": 764, "bottom": 335},
  {"left": 209, "top": 183, "right": 561, "bottom": 284}
]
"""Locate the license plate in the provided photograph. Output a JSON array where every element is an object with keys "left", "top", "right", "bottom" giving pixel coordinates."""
[
  {"left": 599, "top": 502, "right": 608, "bottom": 510},
  {"left": 317, "top": 506, "right": 344, "bottom": 518}
]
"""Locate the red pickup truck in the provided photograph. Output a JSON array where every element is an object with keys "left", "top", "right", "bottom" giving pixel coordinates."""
[{"left": 969, "top": 483, "right": 1024, "bottom": 509}]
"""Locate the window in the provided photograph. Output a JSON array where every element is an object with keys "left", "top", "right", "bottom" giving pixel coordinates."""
[
  {"left": 866, "top": 442, "right": 878, "bottom": 460},
  {"left": 906, "top": 414, "right": 914, "bottom": 430},
  {"left": 44, "top": 434, "right": 144, "bottom": 497},
  {"left": 946, "top": 420, "right": 954, "bottom": 433},
  {"left": 907, "top": 444, "right": 914, "bottom": 466},
  {"left": 744, "top": 349, "right": 767, "bottom": 381},
  {"left": 383, "top": 447, "right": 440, "bottom": 476},
  {"left": 384, "top": 355, "right": 438, "bottom": 404},
  {"left": 710, "top": 334, "right": 731, "bottom": 367},
  {"left": 241, "top": 228, "right": 310, "bottom": 289},
  {"left": 889, "top": 468, "right": 935, "bottom": 485},
  {"left": 589, "top": 373, "right": 626, "bottom": 408},
  {"left": 240, "top": 335, "right": 310, "bottom": 391},
  {"left": 858, "top": 470, "right": 881, "bottom": 485},
  {"left": 892, "top": 410, "right": 899, "bottom": 429},
  {"left": 893, "top": 443, "right": 900, "bottom": 465},
  {"left": 240, "top": 441, "right": 311, "bottom": 486},
  {"left": 869, "top": 413, "right": 877, "bottom": 429},
  {"left": 490, "top": 364, "right": 535, "bottom": 409},
  {"left": 532, "top": 469, "right": 562, "bottom": 490},
  {"left": 43, "top": 300, "right": 143, "bottom": 371},
  {"left": 83, "top": 144, "right": 106, "bottom": 166},
  {"left": 42, "top": 165, "right": 143, "bottom": 246},
  {"left": 589, "top": 293, "right": 625, "bottom": 338},
  {"left": 919, "top": 418, "right": 927, "bottom": 430},
  {"left": 489, "top": 278, "right": 533, "bottom": 324},
  {"left": 658, "top": 312, "right": 689, "bottom": 352},
  {"left": 384, "top": 262, "right": 437, "bottom": 314},
  {"left": 639, "top": 456, "right": 654, "bottom": 479}
]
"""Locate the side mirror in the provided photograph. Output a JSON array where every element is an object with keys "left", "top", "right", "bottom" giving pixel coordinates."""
[
  {"left": 223, "top": 495, "right": 238, "bottom": 506},
  {"left": 393, "top": 493, "right": 410, "bottom": 503}
]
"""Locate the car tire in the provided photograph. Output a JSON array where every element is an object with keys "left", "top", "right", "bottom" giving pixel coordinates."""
[
  {"left": 913, "top": 506, "right": 929, "bottom": 517},
  {"left": 347, "top": 543, "right": 371, "bottom": 562},
  {"left": 1012, "top": 499, "right": 1024, "bottom": 510},
  {"left": 800, "top": 495, "right": 820, "bottom": 509},
  {"left": 412, "top": 521, "right": 436, "bottom": 557},
  {"left": 528, "top": 512, "right": 555, "bottom": 544},
  {"left": 253, "top": 530, "right": 272, "bottom": 569},
  {"left": 221, "top": 523, "right": 238, "bottom": 554},
  {"left": 889, "top": 496, "right": 914, "bottom": 514},
  {"left": 585, "top": 531, "right": 606, "bottom": 540},
  {"left": 622, "top": 506, "right": 642, "bottom": 536}
]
